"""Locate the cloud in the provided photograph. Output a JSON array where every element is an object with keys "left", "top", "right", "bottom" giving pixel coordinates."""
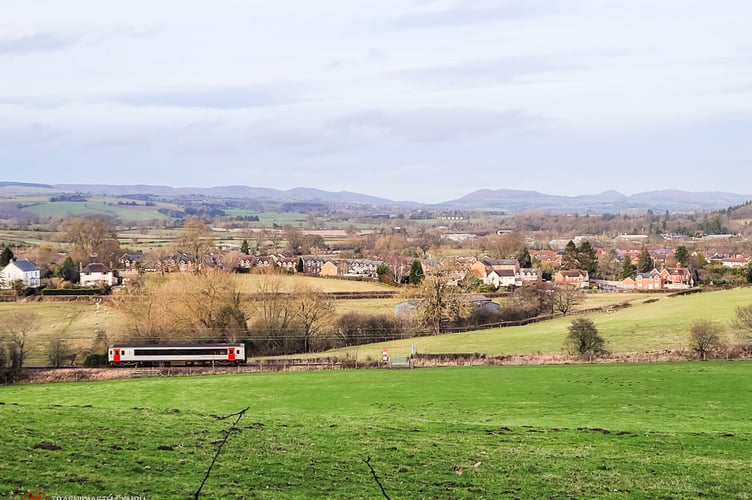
[
  {"left": 393, "top": 56, "right": 575, "bottom": 87},
  {"left": 0, "top": 123, "right": 66, "bottom": 146},
  {"left": 108, "top": 83, "right": 308, "bottom": 109},
  {"left": 0, "top": 32, "right": 80, "bottom": 55},
  {"left": 387, "top": 0, "right": 553, "bottom": 30},
  {"left": 327, "top": 107, "right": 538, "bottom": 142}
]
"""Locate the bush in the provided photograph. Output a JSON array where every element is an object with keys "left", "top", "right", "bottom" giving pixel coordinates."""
[
  {"left": 689, "top": 319, "right": 725, "bottom": 360},
  {"left": 332, "top": 312, "right": 403, "bottom": 350},
  {"left": 84, "top": 353, "right": 109, "bottom": 366},
  {"left": 564, "top": 317, "right": 606, "bottom": 358},
  {"left": 43, "top": 288, "right": 102, "bottom": 296}
]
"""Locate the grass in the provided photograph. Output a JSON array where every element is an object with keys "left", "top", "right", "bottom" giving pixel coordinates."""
[
  {"left": 5, "top": 286, "right": 752, "bottom": 366},
  {"left": 1, "top": 362, "right": 751, "bottom": 498},
  {"left": 19, "top": 197, "right": 174, "bottom": 222},
  {"left": 231, "top": 273, "right": 396, "bottom": 294},
  {"left": 318, "top": 287, "right": 752, "bottom": 361},
  {"left": 0, "top": 301, "right": 115, "bottom": 365}
]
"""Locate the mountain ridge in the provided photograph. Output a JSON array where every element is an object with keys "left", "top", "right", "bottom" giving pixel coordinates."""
[{"left": 1, "top": 181, "right": 750, "bottom": 213}]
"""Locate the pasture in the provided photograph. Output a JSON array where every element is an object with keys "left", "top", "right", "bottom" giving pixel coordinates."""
[
  {"left": 231, "top": 273, "right": 395, "bottom": 294},
  {"left": 3, "top": 286, "right": 752, "bottom": 366},
  {"left": 1, "top": 363, "right": 750, "bottom": 498},
  {"left": 312, "top": 287, "right": 752, "bottom": 361}
]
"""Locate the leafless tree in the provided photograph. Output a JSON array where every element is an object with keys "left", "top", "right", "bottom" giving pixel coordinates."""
[
  {"left": 293, "top": 284, "right": 335, "bottom": 353},
  {"left": 47, "top": 335, "right": 71, "bottom": 368},
  {"left": 113, "top": 272, "right": 246, "bottom": 343},
  {"left": 689, "top": 319, "right": 725, "bottom": 360},
  {"left": 61, "top": 215, "right": 119, "bottom": 262},
  {"left": 550, "top": 284, "right": 583, "bottom": 315},
  {"left": 731, "top": 304, "right": 752, "bottom": 347},
  {"left": 175, "top": 217, "right": 215, "bottom": 271},
  {"left": 247, "top": 271, "right": 295, "bottom": 354},
  {"left": 0, "top": 311, "right": 40, "bottom": 374},
  {"left": 406, "top": 264, "right": 471, "bottom": 334}
]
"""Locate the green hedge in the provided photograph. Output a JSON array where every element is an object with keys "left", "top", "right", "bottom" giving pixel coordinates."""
[{"left": 42, "top": 288, "right": 103, "bottom": 296}]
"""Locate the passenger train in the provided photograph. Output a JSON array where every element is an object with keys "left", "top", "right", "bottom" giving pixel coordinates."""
[{"left": 108, "top": 343, "right": 247, "bottom": 366}]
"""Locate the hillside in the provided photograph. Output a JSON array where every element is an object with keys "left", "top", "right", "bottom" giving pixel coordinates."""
[
  {"left": 2, "top": 181, "right": 751, "bottom": 213},
  {"left": 311, "top": 287, "right": 752, "bottom": 361}
]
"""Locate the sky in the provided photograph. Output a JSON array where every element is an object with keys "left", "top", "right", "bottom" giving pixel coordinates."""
[{"left": 1, "top": 0, "right": 751, "bottom": 203}]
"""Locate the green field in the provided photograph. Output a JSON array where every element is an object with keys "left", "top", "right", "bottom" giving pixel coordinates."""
[
  {"left": 1, "top": 363, "right": 751, "bottom": 498},
  {"left": 17, "top": 196, "right": 175, "bottom": 223},
  {"left": 320, "top": 287, "right": 752, "bottom": 361},
  {"left": 4, "top": 287, "right": 752, "bottom": 366}
]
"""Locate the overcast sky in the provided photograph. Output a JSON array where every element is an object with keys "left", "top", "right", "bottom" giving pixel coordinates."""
[{"left": 2, "top": 1, "right": 751, "bottom": 203}]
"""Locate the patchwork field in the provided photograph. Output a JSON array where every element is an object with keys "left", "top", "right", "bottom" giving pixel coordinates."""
[{"left": 1, "top": 362, "right": 750, "bottom": 498}]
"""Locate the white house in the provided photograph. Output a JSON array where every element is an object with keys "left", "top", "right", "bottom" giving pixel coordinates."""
[
  {"left": 80, "top": 262, "right": 116, "bottom": 287},
  {"left": 0, "top": 259, "right": 41, "bottom": 289}
]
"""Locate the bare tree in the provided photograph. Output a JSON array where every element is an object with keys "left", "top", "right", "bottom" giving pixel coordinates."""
[
  {"left": 689, "top": 319, "right": 725, "bottom": 360},
  {"left": 175, "top": 217, "right": 215, "bottom": 271},
  {"left": 406, "top": 265, "right": 471, "bottom": 335},
  {"left": 61, "top": 215, "right": 119, "bottom": 262},
  {"left": 731, "top": 304, "right": 752, "bottom": 347},
  {"left": 550, "top": 284, "right": 583, "bottom": 315},
  {"left": 292, "top": 284, "right": 335, "bottom": 353},
  {"left": 179, "top": 271, "right": 247, "bottom": 342},
  {"left": 247, "top": 271, "right": 295, "bottom": 354},
  {"left": 112, "top": 275, "right": 173, "bottom": 343},
  {"left": 113, "top": 272, "right": 246, "bottom": 343},
  {"left": 0, "top": 311, "right": 40, "bottom": 374},
  {"left": 47, "top": 335, "right": 71, "bottom": 368}
]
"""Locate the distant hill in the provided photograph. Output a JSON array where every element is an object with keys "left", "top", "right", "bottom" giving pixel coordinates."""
[
  {"left": 0, "top": 181, "right": 749, "bottom": 213},
  {"left": 46, "top": 183, "right": 404, "bottom": 207},
  {"left": 442, "top": 189, "right": 752, "bottom": 213}
]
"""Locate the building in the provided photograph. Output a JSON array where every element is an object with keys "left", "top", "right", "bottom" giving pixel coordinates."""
[
  {"left": 0, "top": 259, "right": 41, "bottom": 289},
  {"left": 80, "top": 263, "right": 116, "bottom": 287},
  {"left": 553, "top": 269, "right": 590, "bottom": 288}
]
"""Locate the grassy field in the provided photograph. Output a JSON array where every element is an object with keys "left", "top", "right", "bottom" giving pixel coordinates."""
[
  {"left": 0, "top": 301, "right": 115, "bottom": 365},
  {"left": 314, "top": 287, "right": 752, "bottom": 361},
  {"left": 17, "top": 196, "right": 175, "bottom": 222},
  {"left": 1, "top": 362, "right": 751, "bottom": 498},
  {"left": 4, "top": 286, "right": 752, "bottom": 366},
  {"left": 232, "top": 274, "right": 396, "bottom": 294}
]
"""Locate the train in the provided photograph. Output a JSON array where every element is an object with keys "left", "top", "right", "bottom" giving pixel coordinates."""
[{"left": 108, "top": 343, "right": 247, "bottom": 366}]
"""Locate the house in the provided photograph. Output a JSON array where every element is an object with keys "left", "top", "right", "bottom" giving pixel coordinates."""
[
  {"left": 319, "top": 261, "right": 339, "bottom": 277},
  {"left": 344, "top": 259, "right": 382, "bottom": 279},
  {"left": 515, "top": 267, "right": 542, "bottom": 286},
  {"left": 634, "top": 271, "right": 663, "bottom": 290},
  {"left": 276, "top": 256, "right": 299, "bottom": 272},
  {"left": 158, "top": 253, "right": 195, "bottom": 273},
  {"left": 80, "top": 262, "right": 116, "bottom": 287},
  {"left": 621, "top": 276, "right": 636, "bottom": 289},
  {"left": 484, "top": 269, "right": 516, "bottom": 289},
  {"left": 254, "top": 255, "right": 278, "bottom": 269},
  {"left": 471, "top": 258, "right": 520, "bottom": 288},
  {"left": 119, "top": 252, "right": 144, "bottom": 271},
  {"left": 464, "top": 294, "right": 502, "bottom": 315},
  {"left": 658, "top": 263, "right": 693, "bottom": 288},
  {"left": 0, "top": 259, "right": 41, "bottom": 289},
  {"left": 238, "top": 255, "right": 256, "bottom": 270},
  {"left": 553, "top": 269, "right": 589, "bottom": 288},
  {"left": 301, "top": 256, "right": 327, "bottom": 275},
  {"left": 721, "top": 257, "right": 748, "bottom": 269}
]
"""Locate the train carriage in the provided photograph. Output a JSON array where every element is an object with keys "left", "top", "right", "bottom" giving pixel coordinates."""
[{"left": 108, "top": 343, "right": 247, "bottom": 366}]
